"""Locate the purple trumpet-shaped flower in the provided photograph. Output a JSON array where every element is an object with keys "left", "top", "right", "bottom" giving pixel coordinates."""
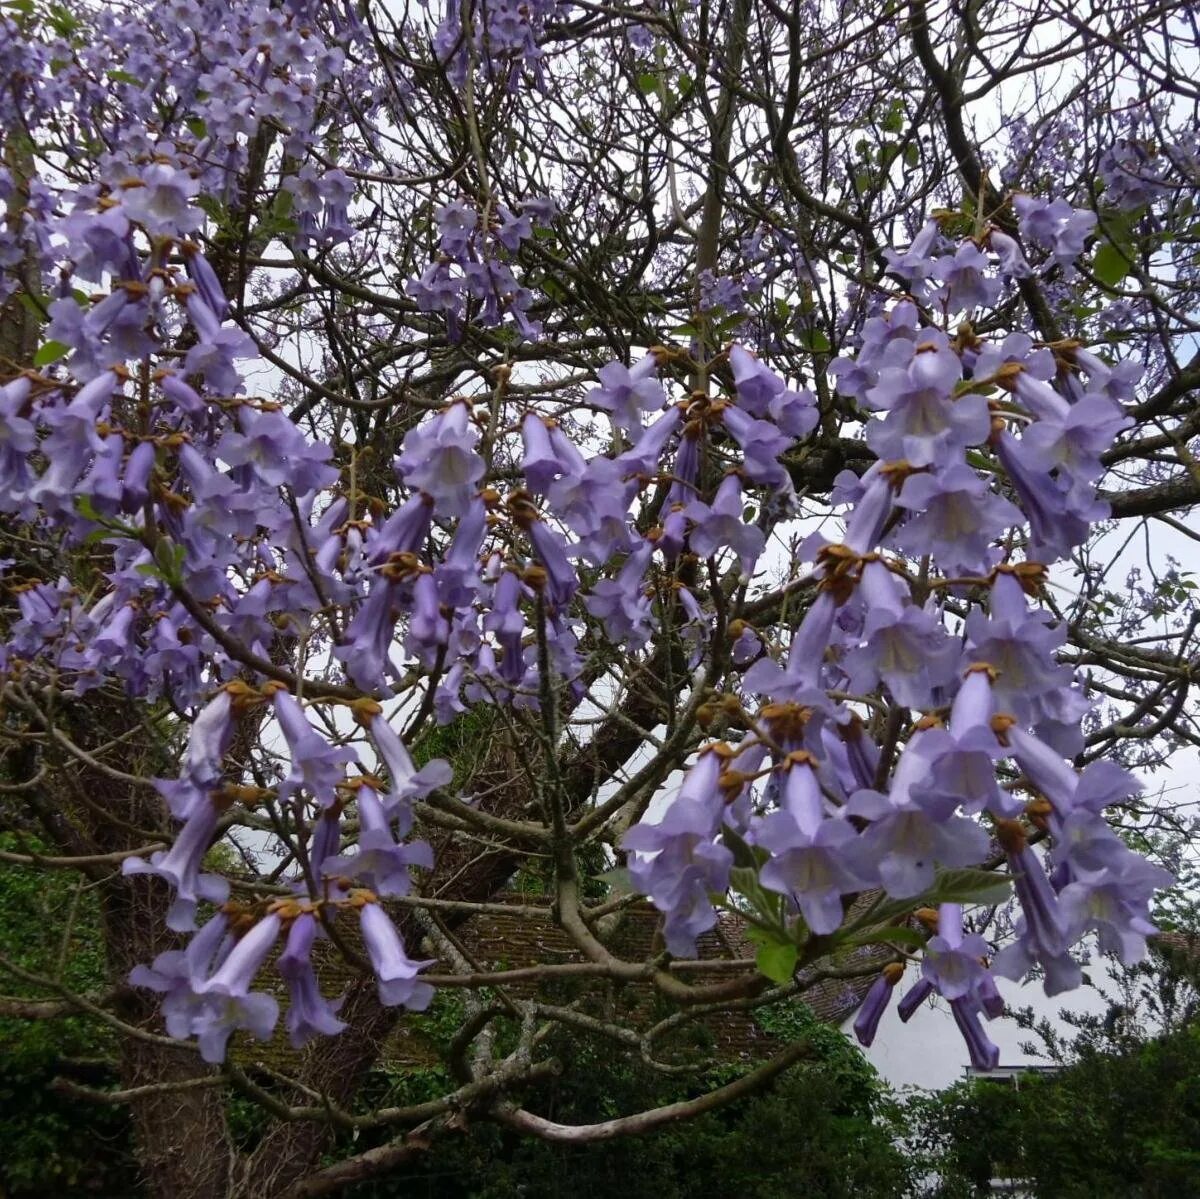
[
  {"left": 664, "top": 425, "right": 701, "bottom": 509},
  {"left": 864, "top": 342, "right": 989, "bottom": 468},
  {"left": 1018, "top": 390, "right": 1130, "bottom": 488},
  {"left": 1005, "top": 725, "right": 1139, "bottom": 820},
  {"left": 584, "top": 540, "right": 655, "bottom": 649},
  {"left": 521, "top": 413, "right": 581, "bottom": 493},
  {"left": 0, "top": 375, "right": 36, "bottom": 508},
  {"left": 623, "top": 747, "right": 735, "bottom": 957},
  {"left": 994, "top": 430, "right": 1105, "bottom": 562},
  {"left": 323, "top": 785, "right": 432, "bottom": 896},
  {"left": 683, "top": 474, "right": 765, "bottom": 574},
  {"left": 27, "top": 371, "right": 116, "bottom": 513},
  {"left": 526, "top": 519, "right": 578, "bottom": 609},
  {"left": 897, "top": 977, "right": 935, "bottom": 1023},
  {"left": 728, "top": 345, "right": 817, "bottom": 436},
  {"left": 435, "top": 497, "right": 487, "bottom": 608},
  {"left": 951, "top": 996, "right": 1001, "bottom": 1071},
  {"left": 991, "top": 820, "right": 1080, "bottom": 995},
  {"left": 122, "top": 793, "right": 230, "bottom": 931},
  {"left": 920, "top": 904, "right": 1004, "bottom": 1017},
  {"left": 118, "top": 163, "right": 203, "bottom": 235},
  {"left": 893, "top": 464, "right": 1021, "bottom": 576},
  {"left": 615, "top": 404, "right": 682, "bottom": 479},
  {"left": 915, "top": 667, "right": 1012, "bottom": 818},
  {"left": 181, "top": 242, "right": 230, "bottom": 319},
  {"left": 1057, "top": 854, "right": 1172, "bottom": 966},
  {"left": 270, "top": 688, "right": 355, "bottom": 806},
  {"left": 882, "top": 218, "right": 943, "bottom": 290},
  {"left": 367, "top": 492, "right": 435, "bottom": 565},
  {"left": 359, "top": 703, "right": 452, "bottom": 817},
  {"left": 842, "top": 560, "right": 958, "bottom": 711},
  {"left": 821, "top": 717, "right": 881, "bottom": 795},
  {"left": 183, "top": 297, "right": 258, "bottom": 395},
  {"left": 190, "top": 913, "right": 283, "bottom": 1062},
  {"left": 742, "top": 588, "right": 837, "bottom": 708},
  {"left": 216, "top": 404, "right": 337, "bottom": 495},
  {"left": 394, "top": 401, "right": 484, "bottom": 517},
  {"left": 309, "top": 804, "right": 342, "bottom": 881},
  {"left": 588, "top": 355, "right": 665, "bottom": 434},
  {"left": 988, "top": 228, "right": 1030, "bottom": 278},
  {"left": 963, "top": 571, "right": 1074, "bottom": 726},
  {"left": 853, "top": 962, "right": 905, "bottom": 1047},
  {"left": 830, "top": 301, "right": 922, "bottom": 402},
  {"left": 483, "top": 569, "right": 528, "bottom": 685},
  {"left": 278, "top": 912, "right": 347, "bottom": 1048},
  {"left": 129, "top": 911, "right": 230, "bottom": 1003},
  {"left": 847, "top": 728, "right": 991, "bottom": 898},
  {"left": 359, "top": 901, "right": 435, "bottom": 1009},
  {"left": 549, "top": 454, "right": 636, "bottom": 565},
  {"left": 1071, "top": 347, "right": 1142, "bottom": 406},
  {"left": 1013, "top": 196, "right": 1097, "bottom": 274},
  {"left": 755, "top": 754, "right": 871, "bottom": 935},
  {"left": 405, "top": 571, "right": 449, "bottom": 669},
  {"left": 719, "top": 404, "right": 792, "bottom": 490},
  {"left": 336, "top": 570, "right": 405, "bottom": 689},
  {"left": 838, "top": 463, "right": 899, "bottom": 555},
  {"left": 183, "top": 687, "right": 235, "bottom": 784},
  {"left": 932, "top": 243, "right": 1002, "bottom": 312}
]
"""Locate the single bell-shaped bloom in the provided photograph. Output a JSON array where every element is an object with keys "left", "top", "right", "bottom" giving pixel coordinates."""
[
  {"left": 683, "top": 474, "right": 765, "bottom": 574},
  {"left": 755, "top": 757, "right": 872, "bottom": 935},
  {"left": 366, "top": 709, "right": 452, "bottom": 818},
  {"left": 854, "top": 962, "right": 905, "bottom": 1047},
  {"left": 122, "top": 794, "right": 230, "bottom": 931},
  {"left": 190, "top": 913, "right": 283, "bottom": 1062},
  {"left": 324, "top": 785, "right": 433, "bottom": 896},
  {"left": 394, "top": 401, "right": 484, "bottom": 517},
  {"left": 359, "top": 902, "right": 435, "bottom": 1009},
  {"left": 624, "top": 749, "right": 733, "bottom": 957},
  {"left": 588, "top": 355, "right": 665, "bottom": 434},
  {"left": 278, "top": 913, "right": 347, "bottom": 1048},
  {"left": 271, "top": 689, "right": 355, "bottom": 806}
]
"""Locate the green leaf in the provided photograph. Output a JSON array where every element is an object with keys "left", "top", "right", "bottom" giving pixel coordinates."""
[
  {"left": 595, "top": 866, "right": 633, "bottom": 894},
  {"left": 19, "top": 292, "right": 48, "bottom": 321},
  {"left": 73, "top": 495, "right": 100, "bottom": 522},
  {"left": 33, "top": 340, "right": 70, "bottom": 367},
  {"left": 925, "top": 867, "right": 1014, "bottom": 906},
  {"left": 47, "top": 4, "right": 78, "bottom": 35},
  {"left": 838, "top": 868, "right": 1013, "bottom": 943},
  {"left": 800, "top": 328, "right": 831, "bottom": 353},
  {"left": 842, "top": 925, "right": 927, "bottom": 950},
  {"left": 636, "top": 72, "right": 657, "bottom": 96},
  {"left": 1093, "top": 242, "right": 1130, "bottom": 287},
  {"left": 106, "top": 69, "right": 141, "bottom": 86},
  {"left": 196, "top": 193, "right": 231, "bottom": 231},
  {"left": 722, "top": 827, "right": 763, "bottom": 872},
  {"left": 152, "top": 538, "right": 186, "bottom": 584},
  {"left": 755, "top": 940, "right": 798, "bottom": 984},
  {"left": 882, "top": 103, "right": 904, "bottom": 134}
]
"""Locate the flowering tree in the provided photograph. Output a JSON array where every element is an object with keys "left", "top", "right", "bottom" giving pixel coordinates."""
[{"left": 1, "top": 0, "right": 1198, "bottom": 1194}]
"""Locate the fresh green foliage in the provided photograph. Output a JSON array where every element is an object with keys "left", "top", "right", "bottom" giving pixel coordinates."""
[{"left": 0, "top": 835, "right": 137, "bottom": 1196}]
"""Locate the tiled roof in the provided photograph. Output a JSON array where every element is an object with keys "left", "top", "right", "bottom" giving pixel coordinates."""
[{"left": 239, "top": 895, "right": 887, "bottom": 1074}]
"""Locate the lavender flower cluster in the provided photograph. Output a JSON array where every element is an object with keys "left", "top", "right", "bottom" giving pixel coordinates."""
[{"left": 0, "top": 66, "right": 1170, "bottom": 1068}]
